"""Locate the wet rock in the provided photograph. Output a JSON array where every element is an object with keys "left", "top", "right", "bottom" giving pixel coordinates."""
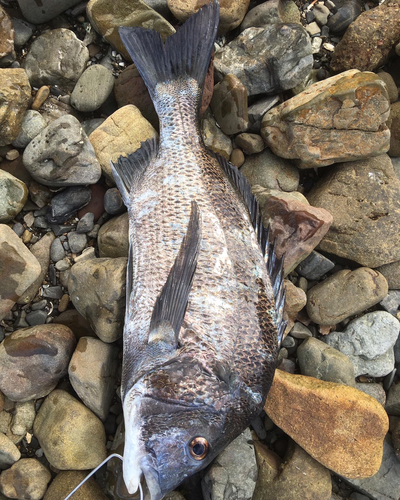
[
  {"left": 330, "top": 1, "right": 400, "bottom": 73},
  {"left": 388, "top": 102, "right": 400, "bottom": 157},
  {"left": 67, "top": 232, "right": 87, "bottom": 254},
  {"left": 0, "top": 170, "right": 28, "bottom": 223},
  {"left": 0, "top": 458, "right": 51, "bottom": 500},
  {"left": 201, "top": 110, "right": 233, "bottom": 159},
  {"left": 0, "top": 7, "right": 14, "bottom": 66},
  {"left": 265, "top": 369, "right": 389, "bottom": 478},
  {"left": 202, "top": 428, "right": 257, "bottom": 500},
  {"left": 214, "top": 24, "right": 312, "bottom": 97},
  {"left": 295, "top": 251, "right": 335, "bottom": 281},
  {"left": 89, "top": 105, "right": 157, "bottom": 182},
  {"left": 261, "top": 70, "right": 390, "bottom": 169},
  {"left": 104, "top": 188, "right": 125, "bottom": 215},
  {"left": 98, "top": 212, "right": 129, "bottom": 258},
  {"left": 230, "top": 149, "right": 245, "bottom": 167},
  {"left": 43, "top": 470, "right": 107, "bottom": 500},
  {"left": 0, "top": 324, "right": 75, "bottom": 402},
  {"left": 16, "top": 0, "right": 82, "bottom": 24},
  {"left": 87, "top": 0, "right": 175, "bottom": 61},
  {"left": 356, "top": 383, "right": 386, "bottom": 406},
  {"left": 71, "top": 64, "right": 115, "bottom": 112},
  {"left": 247, "top": 96, "right": 280, "bottom": 133},
  {"left": 68, "top": 337, "right": 119, "bottom": 420},
  {"left": 235, "top": 133, "right": 264, "bottom": 155},
  {"left": 0, "top": 225, "right": 41, "bottom": 320},
  {"left": 68, "top": 257, "right": 127, "bottom": 343},
  {"left": 0, "top": 69, "right": 31, "bottom": 146},
  {"left": 0, "top": 433, "right": 20, "bottom": 468},
  {"left": 46, "top": 186, "right": 91, "bottom": 224},
  {"left": 34, "top": 389, "right": 106, "bottom": 469},
  {"left": 307, "top": 155, "right": 400, "bottom": 267},
  {"left": 53, "top": 309, "right": 96, "bottom": 340},
  {"left": 12, "top": 110, "right": 46, "bottom": 149},
  {"left": 23, "top": 115, "right": 101, "bottom": 188}
]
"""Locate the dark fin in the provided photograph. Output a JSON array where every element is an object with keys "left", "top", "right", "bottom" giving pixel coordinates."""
[
  {"left": 110, "top": 136, "right": 158, "bottom": 205},
  {"left": 118, "top": 0, "right": 219, "bottom": 101},
  {"left": 125, "top": 241, "right": 133, "bottom": 317},
  {"left": 149, "top": 201, "right": 201, "bottom": 347}
]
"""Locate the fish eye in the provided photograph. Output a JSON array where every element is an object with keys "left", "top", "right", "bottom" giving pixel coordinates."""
[{"left": 188, "top": 437, "right": 209, "bottom": 460}]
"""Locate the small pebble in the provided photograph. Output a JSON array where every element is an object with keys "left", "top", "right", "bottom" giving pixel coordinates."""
[
  {"left": 26, "top": 310, "right": 48, "bottom": 326},
  {"left": 104, "top": 189, "right": 125, "bottom": 215},
  {"left": 306, "top": 22, "right": 321, "bottom": 35},
  {"left": 67, "top": 232, "right": 87, "bottom": 254},
  {"left": 55, "top": 259, "right": 71, "bottom": 271},
  {"left": 32, "top": 86, "right": 50, "bottom": 111},
  {"left": 58, "top": 294, "right": 70, "bottom": 313},
  {"left": 290, "top": 322, "right": 313, "bottom": 339},
  {"left": 12, "top": 223, "right": 24, "bottom": 237},
  {"left": 50, "top": 238, "right": 65, "bottom": 263},
  {"left": 77, "top": 212, "right": 95, "bottom": 234},
  {"left": 5, "top": 150, "right": 19, "bottom": 161},
  {"left": 42, "top": 286, "right": 63, "bottom": 300},
  {"left": 230, "top": 149, "right": 245, "bottom": 167},
  {"left": 31, "top": 299, "right": 47, "bottom": 311}
]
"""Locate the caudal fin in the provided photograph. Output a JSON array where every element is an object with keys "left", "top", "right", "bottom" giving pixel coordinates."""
[{"left": 119, "top": 1, "right": 219, "bottom": 102}]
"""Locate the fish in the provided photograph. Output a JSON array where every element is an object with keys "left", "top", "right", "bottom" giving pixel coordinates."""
[{"left": 111, "top": 1, "right": 286, "bottom": 499}]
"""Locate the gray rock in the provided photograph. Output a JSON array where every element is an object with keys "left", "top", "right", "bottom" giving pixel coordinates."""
[
  {"left": 376, "top": 260, "right": 400, "bottom": 290},
  {"left": 290, "top": 322, "right": 312, "bottom": 339},
  {"left": 0, "top": 458, "right": 51, "bottom": 499},
  {"left": 247, "top": 95, "right": 280, "bottom": 132},
  {"left": 11, "top": 401, "right": 35, "bottom": 436},
  {"left": 381, "top": 291, "right": 400, "bottom": 315},
  {"left": 355, "top": 383, "right": 386, "bottom": 406},
  {"left": 295, "top": 251, "right": 335, "bottom": 280},
  {"left": 77, "top": 212, "right": 95, "bottom": 234},
  {"left": 313, "top": 3, "right": 330, "bottom": 25},
  {"left": 23, "top": 115, "right": 101, "bottom": 187},
  {"left": 104, "top": 188, "right": 125, "bottom": 215},
  {"left": 26, "top": 309, "right": 48, "bottom": 326},
  {"left": 71, "top": 64, "right": 115, "bottom": 112},
  {"left": 325, "top": 311, "right": 400, "bottom": 377},
  {"left": 0, "top": 433, "right": 20, "bottom": 468},
  {"left": 98, "top": 212, "right": 129, "bottom": 258},
  {"left": 214, "top": 24, "right": 313, "bottom": 96},
  {"left": 46, "top": 186, "right": 92, "bottom": 224},
  {"left": 0, "top": 170, "right": 28, "bottom": 223},
  {"left": 327, "top": 0, "right": 362, "bottom": 34},
  {"left": 50, "top": 238, "right": 65, "bottom": 263},
  {"left": 12, "top": 110, "right": 46, "bottom": 148},
  {"left": 201, "top": 110, "right": 233, "bottom": 159},
  {"left": 385, "top": 383, "right": 400, "bottom": 416},
  {"left": 11, "top": 18, "right": 34, "bottom": 47},
  {"left": 42, "top": 286, "right": 63, "bottom": 299},
  {"left": 16, "top": 0, "right": 82, "bottom": 24},
  {"left": 202, "top": 428, "right": 257, "bottom": 500},
  {"left": 12, "top": 222, "right": 24, "bottom": 237},
  {"left": 67, "top": 232, "right": 87, "bottom": 254},
  {"left": 81, "top": 118, "right": 105, "bottom": 137}
]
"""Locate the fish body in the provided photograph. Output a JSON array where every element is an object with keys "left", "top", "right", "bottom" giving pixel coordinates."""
[{"left": 112, "top": 2, "right": 285, "bottom": 499}]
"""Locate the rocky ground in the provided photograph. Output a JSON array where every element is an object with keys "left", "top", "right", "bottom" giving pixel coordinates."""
[{"left": 0, "top": 0, "right": 400, "bottom": 499}]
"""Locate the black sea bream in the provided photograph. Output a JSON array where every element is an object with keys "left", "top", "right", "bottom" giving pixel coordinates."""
[{"left": 111, "top": 2, "right": 285, "bottom": 498}]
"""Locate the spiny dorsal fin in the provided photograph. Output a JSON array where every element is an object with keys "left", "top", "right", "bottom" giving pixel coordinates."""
[
  {"left": 110, "top": 136, "right": 158, "bottom": 205},
  {"left": 149, "top": 201, "right": 201, "bottom": 347}
]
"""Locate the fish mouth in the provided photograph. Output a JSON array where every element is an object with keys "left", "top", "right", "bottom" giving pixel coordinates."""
[{"left": 141, "top": 456, "right": 163, "bottom": 500}]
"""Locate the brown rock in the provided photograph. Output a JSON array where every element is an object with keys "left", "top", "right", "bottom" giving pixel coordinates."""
[
  {"left": 261, "top": 70, "right": 390, "bottom": 169},
  {"left": 77, "top": 184, "right": 106, "bottom": 222},
  {"left": 264, "top": 369, "right": 389, "bottom": 478},
  {"left": 31, "top": 86, "right": 50, "bottom": 111},
  {"left": 53, "top": 309, "right": 96, "bottom": 340},
  {"left": 0, "top": 7, "right": 14, "bottom": 64},
  {"left": 0, "top": 458, "right": 51, "bottom": 500},
  {"left": 388, "top": 101, "right": 400, "bottom": 157},
  {"left": 330, "top": 1, "right": 400, "bottom": 73},
  {"left": 0, "top": 156, "right": 33, "bottom": 186},
  {"left": 43, "top": 470, "right": 107, "bottom": 500},
  {"left": 283, "top": 280, "right": 307, "bottom": 332},
  {"left": 235, "top": 133, "right": 264, "bottom": 155},
  {"left": 200, "top": 54, "right": 214, "bottom": 116},
  {"left": 98, "top": 212, "right": 129, "bottom": 258},
  {"left": 201, "top": 110, "right": 233, "bottom": 159},
  {"left": 378, "top": 71, "right": 399, "bottom": 104},
  {"left": 376, "top": 260, "right": 400, "bottom": 289},
  {"left": 307, "top": 154, "right": 400, "bottom": 267},
  {"left": 230, "top": 148, "right": 245, "bottom": 167}
]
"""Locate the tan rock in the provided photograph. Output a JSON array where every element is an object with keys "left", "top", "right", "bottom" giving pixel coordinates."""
[
  {"left": 0, "top": 458, "right": 51, "bottom": 500},
  {"left": 283, "top": 280, "right": 306, "bottom": 333},
  {"left": 43, "top": 470, "right": 108, "bottom": 500},
  {"left": 201, "top": 110, "right": 233, "bottom": 159},
  {"left": 264, "top": 369, "right": 389, "bottom": 478},
  {"left": 235, "top": 133, "right": 264, "bottom": 155},
  {"left": 98, "top": 212, "right": 129, "bottom": 258},
  {"left": 261, "top": 70, "right": 390, "bottom": 169},
  {"left": 89, "top": 105, "right": 157, "bottom": 181}
]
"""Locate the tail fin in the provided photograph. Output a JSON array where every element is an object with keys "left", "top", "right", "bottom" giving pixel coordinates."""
[{"left": 119, "top": 0, "right": 219, "bottom": 101}]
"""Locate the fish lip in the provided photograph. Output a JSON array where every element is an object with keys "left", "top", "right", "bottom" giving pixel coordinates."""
[{"left": 141, "top": 457, "right": 163, "bottom": 500}]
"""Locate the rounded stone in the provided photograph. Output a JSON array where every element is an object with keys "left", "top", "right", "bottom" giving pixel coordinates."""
[
  {"left": 0, "top": 170, "right": 28, "bottom": 223},
  {"left": 0, "top": 433, "right": 21, "bottom": 469},
  {"left": 104, "top": 187, "right": 125, "bottom": 215},
  {"left": 0, "top": 458, "right": 51, "bottom": 500},
  {"left": 98, "top": 212, "right": 129, "bottom": 258},
  {"left": 235, "top": 133, "right": 264, "bottom": 155},
  {"left": 43, "top": 470, "right": 108, "bottom": 500},
  {"left": 71, "top": 65, "right": 115, "bottom": 113},
  {"left": 12, "top": 109, "right": 47, "bottom": 149},
  {"left": 378, "top": 71, "right": 399, "bottom": 104}
]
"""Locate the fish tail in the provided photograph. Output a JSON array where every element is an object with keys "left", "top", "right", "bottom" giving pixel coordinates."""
[{"left": 119, "top": 0, "right": 219, "bottom": 105}]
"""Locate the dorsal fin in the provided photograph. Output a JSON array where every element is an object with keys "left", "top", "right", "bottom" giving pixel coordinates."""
[
  {"left": 110, "top": 136, "right": 158, "bottom": 205},
  {"left": 149, "top": 201, "right": 201, "bottom": 347}
]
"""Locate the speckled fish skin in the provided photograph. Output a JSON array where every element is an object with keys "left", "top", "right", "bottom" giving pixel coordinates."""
[{"left": 114, "top": 3, "right": 283, "bottom": 499}]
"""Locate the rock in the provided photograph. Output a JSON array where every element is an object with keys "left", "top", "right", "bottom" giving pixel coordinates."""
[
  {"left": 307, "top": 155, "right": 400, "bottom": 267},
  {"left": 68, "top": 337, "right": 119, "bottom": 420},
  {"left": 0, "top": 433, "right": 20, "bottom": 468},
  {"left": 230, "top": 149, "right": 245, "bottom": 167},
  {"left": 214, "top": 24, "right": 312, "bottom": 97},
  {"left": 289, "top": 322, "right": 312, "bottom": 339},
  {"left": 77, "top": 184, "right": 106, "bottom": 222},
  {"left": 89, "top": 105, "right": 157, "bottom": 181},
  {"left": 23, "top": 115, "right": 101, "bottom": 188},
  {"left": 0, "top": 458, "right": 51, "bottom": 500},
  {"left": 264, "top": 369, "right": 389, "bottom": 478},
  {"left": 378, "top": 71, "right": 399, "bottom": 104},
  {"left": 43, "top": 470, "right": 108, "bottom": 500},
  {"left": 39, "top": 95, "right": 77, "bottom": 124},
  {"left": 12, "top": 110, "right": 46, "bottom": 149},
  {"left": 356, "top": 383, "right": 386, "bottom": 406},
  {"left": 31, "top": 86, "right": 50, "bottom": 112},
  {"left": 168, "top": 0, "right": 250, "bottom": 33},
  {"left": 261, "top": 70, "right": 390, "bottom": 169},
  {"left": 16, "top": 0, "right": 82, "bottom": 24},
  {"left": 33, "top": 389, "right": 106, "bottom": 469},
  {"left": 253, "top": 441, "right": 332, "bottom": 500},
  {"left": 0, "top": 7, "right": 14, "bottom": 65},
  {"left": 297, "top": 337, "right": 355, "bottom": 386},
  {"left": 17, "top": 232, "right": 55, "bottom": 304},
  {"left": 26, "top": 309, "right": 48, "bottom": 326},
  {"left": 77, "top": 212, "right": 95, "bottom": 234},
  {"left": 22, "top": 29, "right": 89, "bottom": 91},
  {"left": 68, "top": 257, "right": 127, "bottom": 343},
  {"left": 81, "top": 118, "right": 105, "bottom": 137},
  {"left": 0, "top": 69, "right": 31, "bottom": 146},
  {"left": 378, "top": 262, "right": 400, "bottom": 290},
  {"left": 98, "top": 212, "right": 129, "bottom": 258},
  {"left": 11, "top": 401, "right": 35, "bottom": 436},
  {"left": 0, "top": 170, "right": 28, "bottom": 223},
  {"left": 201, "top": 110, "right": 233, "bottom": 159},
  {"left": 235, "top": 133, "right": 264, "bottom": 155},
  {"left": 201, "top": 428, "right": 257, "bottom": 500},
  {"left": 240, "top": 149, "right": 299, "bottom": 192},
  {"left": 67, "top": 232, "right": 87, "bottom": 254},
  {"left": 295, "top": 251, "right": 335, "bottom": 281},
  {"left": 71, "top": 65, "right": 115, "bottom": 112},
  {"left": 381, "top": 291, "right": 400, "bottom": 315},
  {"left": 87, "top": 0, "right": 175, "bottom": 61},
  {"left": 104, "top": 188, "right": 125, "bottom": 215},
  {"left": 240, "top": 0, "right": 300, "bottom": 31},
  {"left": 50, "top": 238, "right": 65, "bottom": 263},
  {"left": 53, "top": 309, "right": 96, "bottom": 340},
  {"left": 12, "top": 18, "right": 34, "bottom": 47},
  {"left": 210, "top": 74, "right": 248, "bottom": 135},
  {"left": 283, "top": 280, "right": 307, "bottom": 331},
  {"left": 330, "top": 1, "right": 400, "bottom": 73},
  {"left": 47, "top": 186, "right": 92, "bottom": 224},
  {"left": 306, "top": 22, "right": 321, "bottom": 36},
  {"left": 313, "top": 3, "right": 330, "bottom": 25},
  {"left": 0, "top": 225, "right": 41, "bottom": 320},
  {"left": 247, "top": 96, "right": 280, "bottom": 133},
  {"left": 388, "top": 102, "right": 400, "bottom": 157},
  {"left": 0, "top": 324, "right": 75, "bottom": 402},
  {"left": 327, "top": 0, "right": 362, "bottom": 34},
  {"left": 386, "top": 383, "right": 400, "bottom": 416}
]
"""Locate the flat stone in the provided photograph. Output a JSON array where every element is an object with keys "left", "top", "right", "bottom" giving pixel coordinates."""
[
  {"left": 71, "top": 64, "right": 115, "bottom": 112},
  {"left": 29, "top": 179, "right": 53, "bottom": 209},
  {"left": 23, "top": 115, "right": 101, "bottom": 188},
  {"left": 42, "top": 286, "right": 63, "bottom": 300},
  {"left": 98, "top": 212, "right": 129, "bottom": 258},
  {"left": 307, "top": 155, "right": 400, "bottom": 267},
  {"left": 33, "top": 389, "right": 106, "bottom": 469},
  {"left": 89, "top": 105, "right": 157, "bottom": 182},
  {"left": 26, "top": 309, "right": 48, "bottom": 326},
  {"left": 16, "top": 0, "right": 82, "bottom": 24},
  {"left": 290, "top": 322, "right": 312, "bottom": 339},
  {"left": 307, "top": 268, "right": 388, "bottom": 326},
  {"left": 327, "top": 0, "right": 362, "bottom": 34},
  {"left": 12, "top": 110, "right": 47, "bottom": 149},
  {"left": 22, "top": 29, "right": 89, "bottom": 92},
  {"left": 46, "top": 186, "right": 92, "bottom": 224},
  {"left": 235, "top": 133, "right": 264, "bottom": 155},
  {"left": 43, "top": 470, "right": 108, "bottom": 500},
  {"left": 214, "top": 24, "right": 312, "bottom": 97},
  {"left": 201, "top": 110, "right": 233, "bottom": 159},
  {"left": 295, "top": 251, "right": 335, "bottom": 280},
  {"left": 0, "top": 458, "right": 51, "bottom": 500},
  {"left": 0, "top": 170, "right": 28, "bottom": 223},
  {"left": 50, "top": 238, "right": 65, "bottom": 263},
  {"left": 0, "top": 433, "right": 20, "bottom": 468},
  {"left": 77, "top": 212, "right": 95, "bottom": 234},
  {"left": 247, "top": 96, "right": 280, "bottom": 133},
  {"left": 264, "top": 369, "right": 389, "bottom": 478},
  {"left": 261, "top": 70, "right": 390, "bottom": 169}
]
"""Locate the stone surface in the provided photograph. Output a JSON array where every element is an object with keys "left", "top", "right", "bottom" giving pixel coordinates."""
[
  {"left": 298, "top": 337, "right": 356, "bottom": 386},
  {"left": 201, "top": 110, "right": 233, "bottom": 159},
  {"left": 386, "top": 383, "right": 400, "bottom": 416},
  {"left": 23, "top": 115, "right": 101, "bottom": 188},
  {"left": 104, "top": 188, "right": 125, "bottom": 215},
  {"left": 0, "top": 225, "right": 41, "bottom": 320},
  {"left": 0, "top": 433, "right": 20, "bottom": 468},
  {"left": 71, "top": 64, "right": 115, "bottom": 113},
  {"left": 307, "top": 155, "right": 400, "bottom": 268},
  {"left": 12, "top": 109, "right": 47, "bottom": 149},
  {"left": 34, "top": 389, "right": 106, "bottom": 469},
  {"left": 0, "top": 7, "right": 14, "bottom": 65},
  {"left": 0, "top": 324, "right": 75, "bottom": 402},
  {"left": 283, "top": 280, "right": 307, "bottom": 331},
  {"left": 11, "top": 401, "right": 35, "bottom": 436},
  {"left": 330, "top": 1, "right": 400, "bottom": 73},
  {"left": 77, "top": 184, "right": 106, "bottom": 222},
  {"left": 356, "top": 383, "right": 386, "bottom": 406},
  {"left": 47, "top": 186, "right": 91, "bottom": 224},
  {"left": 22, "top": 29, "right": 89, "bottom": 91},
  {"left": 295, "top": 251, "right": 335, "bottom": 281},
  {"left": 235, "top": 133, "right": 264, "bottom": 155},
  {"left": 307, "top": 268, "right": 388, "bottom": 326},
  {"left": 378, "top": 72, "right": 399, "bottom": 104},
  {"left": 87, "top": 0, "right": 175, "bottom": 61},
  {"left": 240, "top": 0, "right": 300, "bottom": 31},
  {"left": 16, "top": 0, "right": 82, "bottom": 24},
  {"left": 67, "top": 232, "right": 87, "bottom": 254},
  {"left": 325, "top": 312, "right": 400, "bottom": 377},
  {"left": 68, "top": 257, "right": 127, "bottom": 343},
  {"left": 381, "top": 291, "right": 400, "bottom": 315},
  {"left": 68, "top": 337, "right": 119, "bottom": 420},
  {"left": 89, "top": 105, "right": 157, "bottom": 181},
  {"left": 43, "top": 470, "right": 108, "bottom": 500},
  {"left": 215, "top": 24, "right": 312, "bottom": 97},
  {"left": 0, "top": 458, "right": 51, "bottom": 500},
  {"left": 388, "top": 102, "right": 400, "bottom": 157},
  {"left": 327, "top": 0, "right": 362, "bottom": 34},
  {"left": 261, "top": 70, "right": 390, "bottom": 169},
  {"left": 12, "top": 18, "right": 33, "bottom": 48},
  {"left": 0, "top": 170, "right": 28, "bottom": 223},
  {"left": 98, "top": 212, "right": 129, "bottom": 258},
  {"left": 0, "top": 69, "right": 31, "bottom": 146},
  {"left": 264, "top": 369, "right": 389, "bottom": 478},
  {"left": 53, "top": 309, "right": 96, "bottom": 340}
]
